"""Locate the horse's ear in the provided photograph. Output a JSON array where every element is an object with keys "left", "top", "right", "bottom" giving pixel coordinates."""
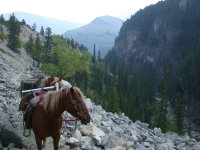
[
  {"left": 59, "top": 77, "right": 62, "bottom": 81},
  {"left": 70, "top": 87, "right": 74, "bottom": 94},
  {"left": 50, "top": 75, "right": 54, "bottom": 79},
  {"left": 72, "top": 82, "right": 76, "bottom": 87}
]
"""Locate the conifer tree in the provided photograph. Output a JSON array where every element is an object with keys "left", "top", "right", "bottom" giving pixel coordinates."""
[
  {"left": 98, "top": 50, "right": 101, "bottom": 61},
  {"left": 0, "top": 14, "right": 5, "bottom": 23},
  {"left": 108, "top": 78, "right": 120, "bottom": 113},
  {"left": 25, "top": 34, "right": 34, "bottom": 54},
  {"left": 40, "top": 26, "right": 44, "bottom": 36},
  {"left": 70, "top": 38, "right": 75, "bottom": 48},
  {"left": 92, "top": 44, "right": 96, "bottom": 63},
  {"left": 21, "top": 19, "right": 26, "bottom": 25},
  {"left": 32, "top": 23, "right": 36, "bottom": 31},
  {"left": 44, "top": 27, "right": 53, "bottom": 63},
  {"left": 175, "top": 92, "right": 184, "bottom": 135},
  {"left": 7, "top": 13, "right": 21, "bottom": 52},
  {"left": 35, "top": 34, "right": 43, "bottom": 62},
  {"left": 158, "top": 60, "right": 168, "bottom": 132}
]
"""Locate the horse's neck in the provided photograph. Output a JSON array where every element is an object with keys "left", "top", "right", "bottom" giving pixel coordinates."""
[{"left": 48, "top": 91, "right": 67, "bottom": 118}]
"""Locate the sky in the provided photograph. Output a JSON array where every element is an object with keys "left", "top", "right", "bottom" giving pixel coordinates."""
[{"left": 0, "top": 0, "right": 161, "bottom": 23}]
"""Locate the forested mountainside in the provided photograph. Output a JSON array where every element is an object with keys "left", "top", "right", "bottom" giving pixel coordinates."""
[
  {"left": 64, "top": 16, "right": 123, "bottom": 57},
  {"left": 105, "top": 0, "right": 200, "bottom": 133}
]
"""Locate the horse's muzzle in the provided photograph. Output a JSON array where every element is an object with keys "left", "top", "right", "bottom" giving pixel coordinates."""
[{"left": 81, "top": 115, "right": 91, "bottom": 125}]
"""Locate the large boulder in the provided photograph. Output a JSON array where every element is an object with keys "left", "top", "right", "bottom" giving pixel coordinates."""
[
  {"left": 0, "top": 121, "right": 25, "bottom": 148},
  {"left": 80, "top": 122, "right": 105, "bottom": 137},
  {"left": 84, "top": 98, "right": 93, "bottom": 111},
  {"left": 105, "top": 135, "right": 133, "bottom": 149}
]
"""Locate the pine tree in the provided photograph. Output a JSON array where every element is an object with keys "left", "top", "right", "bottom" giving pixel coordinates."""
[
  {"left": 175, "top": 92, "right": 184, "bottom": 135},
  {"left": 35, "top": 34, "right": 43, "bottom": 63},
  {"left": 0, "top": 15, "right": 5, "bottom": 40},
  {"left": 40, "top": 26, "right": 44, "bottom": 36},
  {"left": 32, "top": 23, "right": 36, "bottom": 31},
  {"left": 25, "top": 34, "right": 34, "bottom": 53},
  {"left": 0, "top": 14, "right": 5, "bottom": 23},
  {"left": 44, "top": 27, "right": 53, "bottom": 63},
  {"left": 7, "top": 13, "right": 21, "bottom": 52},
  {"left": 92, "top": 44, "right": 96, "bottom": 63},
  {"left": 21, "top": 19, "right": 26, "bottom": 25},
  {"left": 107, "top": 78, "right": 120, "bottom": 113},
  {"left": 158, "top": 60, "right": 168, "bottom": 132},
  {"left": 70, "top": 38, "right": 75, "bottom": 48},
  {"left": 98, "top": 50, "right": 101, "bottom": 61}
]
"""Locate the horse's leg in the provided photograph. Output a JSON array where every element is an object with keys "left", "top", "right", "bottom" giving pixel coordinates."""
[
  {"left": 42, "top": 138, "right": 47, "bottom": 148},
  {"left": 52, "top": 134, "right": 60, "bottom": 150},
  {"left": 35, "top": 136, "right": 43, "bottom": 150}
]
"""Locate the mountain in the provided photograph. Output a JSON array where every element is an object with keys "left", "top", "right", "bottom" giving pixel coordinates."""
[
  {"left": 1, "top": 16, "right": 200, "bottom": 150},
  {"left": 105, "top": 0, "right": 200, "bottom": 127},
  {"left": 2, "top": 11, "right": 84, "bottom": 35},
  {"left": 64, "top": 15, "right": 123, "bottom": 57}
]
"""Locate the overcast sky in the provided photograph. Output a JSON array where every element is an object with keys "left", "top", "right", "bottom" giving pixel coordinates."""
[{"left": 0, "top": 0, "right": 161, "bottom": 23}]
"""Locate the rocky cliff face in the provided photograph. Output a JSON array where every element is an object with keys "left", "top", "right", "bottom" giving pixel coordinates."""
[
  {"left": 111, "top": 0, "right": 200, "bottom": 127},
  {"left": 1, "top": 22, "right": 200, "bottom": 150}
]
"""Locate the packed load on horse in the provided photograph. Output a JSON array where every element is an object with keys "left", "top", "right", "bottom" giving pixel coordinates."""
[{"left": 19, "top": 75, "right": 91, "bottom": 150}]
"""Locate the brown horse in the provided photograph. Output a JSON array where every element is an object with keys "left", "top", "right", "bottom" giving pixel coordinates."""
[
  {"left": 39, "top": 75, "right": 61, "bottom": 88},
  {"left": 26, "top": 86, "right": 90, "bottom": 150}
]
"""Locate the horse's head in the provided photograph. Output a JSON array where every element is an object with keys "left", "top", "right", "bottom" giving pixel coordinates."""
[{"left": 64, "top": 86, "right": 91, "bottom": 125}]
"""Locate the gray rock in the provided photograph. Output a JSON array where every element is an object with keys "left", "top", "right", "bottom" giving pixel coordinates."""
[
  {"left": 7, "top": 143, "right": 15, "bottom": 149},
  {"left": 0, "top": 123, "right": 24, "bottom": 148},
  {"left": 174, "top": 135, "right": 190, "bottom": 146},
  {"left": 65, "top": 137, "right": 81, "bottom": 147},
  {"left": 135, "top": 144, "right": 147, "bottom": 150},
  {"left": 156, "top": 143, "right": 175, "bottom": 150},
  {"left": 80, "top": 122, "right": 105, "bottom": 137},
  {"left": 143, "top": 142, "right": 150, "bottom": 147},
  {"left": 72, "top": 130, "right": 82, "bottom": 141},
  {"left": 192, "top": 144, "right": 200, "bottom": 150},
  {"left": 84, "top": 98, "right": 93, "bottom": 111},
  {"left": 111, "top": 126, "right": 124, "bottom": 137},
  {"left": 92, "top": 135, "right": 101, "bottom": 146},
  {"left": 92, "top": 146, "right": 102, "bottom": 150},
  {"left": 80, "top": 140, "right": 92, "bottom": 150},
  {"left": 153, "top": 128, "right": 161, "bottom": 136},
  {"left": 153, "top": 136, "right": 165, "bottom": 144},
  {"left": 105, "top": 146, "right": 126, "bottom": 150},
  {"left": 177, "top": 142, "right": 185, "bottom": 149},
  {"left": 105, "top": 135, "right": 133, "bottom": 149},
  {"left": 135, "top": 120, "right": 149, "bottom": 129},
  {"left": 100, "top": 136, "right": 109, "bottom": 148}
]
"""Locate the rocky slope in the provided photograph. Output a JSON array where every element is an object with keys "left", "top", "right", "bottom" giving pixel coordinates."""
[{"left": 1, "top": 22, "right": 200, "bottom": 150}]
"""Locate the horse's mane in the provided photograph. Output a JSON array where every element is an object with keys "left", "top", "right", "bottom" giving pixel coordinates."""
[{"left": 43, "top": 86, "right": 84, "bottom": 113}]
